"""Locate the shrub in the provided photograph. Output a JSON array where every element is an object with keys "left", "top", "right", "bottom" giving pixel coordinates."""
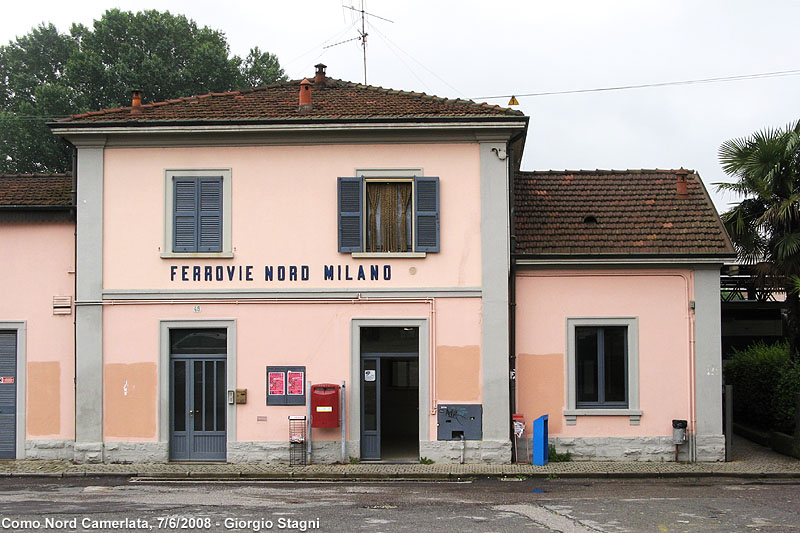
[
  {"left": 774, "top": 361, "right": 800, "bottom": 435},
  {"left": 725, "top": 341, "right": 789, "bottom": 430}
]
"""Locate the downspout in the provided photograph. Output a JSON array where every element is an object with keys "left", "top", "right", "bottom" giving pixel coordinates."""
[
  {"left": 507, "top": 131, "right": 525, "bottom": 461},
  {"left": 70, "top": 142, "right": 78, "bottom": 442}
]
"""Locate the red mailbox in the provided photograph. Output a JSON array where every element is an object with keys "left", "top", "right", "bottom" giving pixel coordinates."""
[{"left": 311, "top": 383, "right": 340, "bottom": 428}]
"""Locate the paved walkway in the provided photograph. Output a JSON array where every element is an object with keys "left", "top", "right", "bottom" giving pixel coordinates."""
[{"left": 1, "top": 438, "right": 798, "bottom": 479}]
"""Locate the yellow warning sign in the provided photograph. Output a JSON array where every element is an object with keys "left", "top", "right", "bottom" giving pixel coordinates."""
[{"left": 508, "top": 95, "right": 519, "bottom": 106}]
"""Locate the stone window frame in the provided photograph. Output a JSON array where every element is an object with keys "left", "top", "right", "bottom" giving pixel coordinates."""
[
  {"left": 564, "top": 317, "right": 642, "bottom": 426},
  {"left": 162, "top": 168, "right": 233, "bottom": 258}
]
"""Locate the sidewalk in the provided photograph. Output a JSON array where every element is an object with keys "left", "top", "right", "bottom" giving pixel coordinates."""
[{"left": 2, "top": 438, "right": 798, "bottom": 480}]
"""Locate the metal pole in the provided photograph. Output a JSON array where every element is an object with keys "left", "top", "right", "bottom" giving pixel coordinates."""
[
  {"left": 725, "top": 384, "right": 733, "bottom": 462},
  {"left": 341, "top": 381, "right": 346, "bottom": 463},
  {"left": 306, "top": 380, "right": 312, "bottom": 465}
]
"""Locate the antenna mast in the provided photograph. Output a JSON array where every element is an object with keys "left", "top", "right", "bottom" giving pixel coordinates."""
[
  {"left": 360, "top": 0, "right": 367, "bottom": 84},
  {"left": 330, "top": 3, "right": 392, "bottom": 85}
]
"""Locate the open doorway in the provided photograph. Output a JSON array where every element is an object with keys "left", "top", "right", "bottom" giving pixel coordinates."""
[{"left": 360, "top": 326, "right": 419, "bottom": 462}]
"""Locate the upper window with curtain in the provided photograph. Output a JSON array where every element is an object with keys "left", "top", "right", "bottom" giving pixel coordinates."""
[
  {"left": 338, "top": 173, "right": 439, "bottom": 255},
  {"left": 366, "top": 181, "right": 413, "bottom": 253}
]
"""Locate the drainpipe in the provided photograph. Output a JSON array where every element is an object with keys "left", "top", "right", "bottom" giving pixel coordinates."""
[
  {"left": 506, "top": 131, "right": 525, "bottom": 461},
  {"left": 70, "top": 142, "right": 78, "bottom": 438}
]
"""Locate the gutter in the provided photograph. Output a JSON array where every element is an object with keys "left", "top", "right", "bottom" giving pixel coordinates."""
[
  {"left": 49, "top": 119, "right": 530, "bottom": 137},
  {"left": 0, "top": 205, "right": 73, "bottom": 211}
]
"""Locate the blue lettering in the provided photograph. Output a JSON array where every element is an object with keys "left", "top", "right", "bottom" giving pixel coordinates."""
[
  {"left": 227, "top": 266, "right": 236, "bottom": 281},
  {"left": 170, "top": 266, "right": 177, "bottom": 281},
  {"left": 181, "top": 266, "right": 189, "bottom": 281},
  {"left": 289, "top": 266, "right": 297, "bottom": 281},
  {"left": 278, "top": 266, "right": 286, "bottom": 281},
  {"left": 193, "top": 266, "right": 201, "bottom": 281},
  {"left": 204, "top": 266, "right": 212, "bottom": 281},
  {"left": 358, "top": 265, "right": 365, "bottom": 280},
  {"left": 324, "top": 266, "right": 334, "bottom": 280},
  {"left": 345, "top": 265, "right": 352, "bottom": 280},
  {"left": 216, "top": 266, "right": 224, "bottom": 281},
  {"left": 265, "top": 266, "right": 273, "bottom": 281},
  {"left": 337, "top": 265, "right": 342, "bottom": 280},
  {"left": 302, "top": 265, "right": 310, "bottom": 281},
  {"left": 370, "top": 265, "right": 379, "bottom": 280},
  {"left": 383, "top": 265, "right": 391, "bottom": 280},
  {"left": 246, "top": 266, "right": 253, "bottom": 281}
]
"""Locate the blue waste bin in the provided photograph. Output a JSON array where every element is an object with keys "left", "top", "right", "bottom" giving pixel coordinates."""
[{"left": 532, "top": 414, "right": 549, "bottom": 465}]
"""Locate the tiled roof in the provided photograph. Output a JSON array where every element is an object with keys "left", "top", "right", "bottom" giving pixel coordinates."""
[
  {"left": 514, "top": 169, "right": 735, "bottom": 257},
  {"left": 53, "top": 77, "right": 524, "bottom": 125},
  {"left": 0, "top": 174, "right": 73, "bottom": 207}
]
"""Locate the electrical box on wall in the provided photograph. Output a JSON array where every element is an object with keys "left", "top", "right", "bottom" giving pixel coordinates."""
[
  {"left": 266, "top": 366, "right": 305, "bottom": 406},
  {"left": 437, "top": 404, "right": 482, "bottom": 440}
]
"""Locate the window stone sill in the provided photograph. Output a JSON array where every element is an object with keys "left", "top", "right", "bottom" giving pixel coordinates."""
[
  {"left": 564, "top": 409, "right": 643, "bottom": 426},
  {"left": 351, "top": 252, "right": 426, "bottom": 259},
  {"left": 160, "top": 252, "right": 234, "bottom": 259}
]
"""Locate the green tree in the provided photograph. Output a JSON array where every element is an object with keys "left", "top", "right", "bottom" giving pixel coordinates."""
[
  {"left": 0, "top": 9, "right": 287, "bottom": 173},
  {"left": 717, "top": 120, "right": 800, "bottom": 361}
]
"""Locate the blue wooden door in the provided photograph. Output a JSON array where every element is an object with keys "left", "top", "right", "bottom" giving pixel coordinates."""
[
  {"left": 170, "top": 357, "right": 226, "bottom": 461},
  {"left": 0, "top": 332, "right": 16, "bottom": 459}
]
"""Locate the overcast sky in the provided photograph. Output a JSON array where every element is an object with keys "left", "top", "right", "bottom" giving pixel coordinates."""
[{"left": 3, "top": 1, "right": 800, "bottom": 211}]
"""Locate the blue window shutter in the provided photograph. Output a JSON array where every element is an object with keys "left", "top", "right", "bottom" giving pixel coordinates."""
[
  {"left": 415, "top": 176, "right": 439, "bottom": 252},
  {"left": 173, "top": 178, "right": 198, "bottom": 252},
  {"left": 198, "top": 177, "right": 223, "bottom": 252},
  {"left": 338, "top": 177, "right": 363, "bottom": 252}
]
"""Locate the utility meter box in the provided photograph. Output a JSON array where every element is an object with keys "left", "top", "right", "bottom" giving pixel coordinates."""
[
  {"left": 437, "top": 404, "right": 482, "bottom": 440},
  {"left": 311, "top": 383, "right": 340, "bottom": 428}
]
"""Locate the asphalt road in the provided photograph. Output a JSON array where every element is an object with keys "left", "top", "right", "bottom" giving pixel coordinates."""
[{"left": 0, "top": 476, "right": 797, "bottom": 532}]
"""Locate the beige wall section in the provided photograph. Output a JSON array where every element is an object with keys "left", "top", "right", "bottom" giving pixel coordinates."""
[
  {"left": 0, "top": 221, "right": 75, "bottom": 441},
  {"left": 102, "top": 143, "right": 482, "bottom": 290},
  {"left": 435, "top": 346, "right": 480, "bottom": 402},
  {"left": 516, "top": 353, "right": 564, "bottom": 434},
  {"left": 104, "top": 363, "right": 157, "bottom": 439},
  {"left": 26, "top": 362, "right": 60, "bottom": 436},
  {"left": 515, "top": 269, "right": 692, "bottom": 438}
]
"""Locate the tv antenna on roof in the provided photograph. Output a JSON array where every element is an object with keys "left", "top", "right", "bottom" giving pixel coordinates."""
[{"left": 325, "top": 1, "right": 393, "bottom": 85}]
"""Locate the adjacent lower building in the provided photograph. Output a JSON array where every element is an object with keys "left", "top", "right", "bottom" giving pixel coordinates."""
[{"left": 0, "top": 65, "right": 735, "bottom": 463}]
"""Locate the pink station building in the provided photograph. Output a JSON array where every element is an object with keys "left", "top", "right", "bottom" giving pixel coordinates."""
[{"left": 0, "top": 65, "right": 735, "bottom": 463}]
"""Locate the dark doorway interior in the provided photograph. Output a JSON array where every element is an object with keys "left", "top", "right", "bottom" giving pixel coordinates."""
[{"left": 361, "top": 327, "right": 419, "bottom": 462}]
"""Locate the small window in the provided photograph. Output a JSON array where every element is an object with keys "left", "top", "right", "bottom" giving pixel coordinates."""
[
  {"left": 174, "top": 177, "right": 222, "bottom": 253},
  {"left": 163, "top": 169, "right": 232, "bottom": 258},
  {"left": 575, "top": 326, "right": 627, "bottom": 407},
  {"left": 338, "top": 175, "right": 439, "bottom": 254}
]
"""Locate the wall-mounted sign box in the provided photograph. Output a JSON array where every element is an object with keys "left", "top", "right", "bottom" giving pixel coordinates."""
[{"left": 267, "top": 366, "right": 305, "bottom": 406}]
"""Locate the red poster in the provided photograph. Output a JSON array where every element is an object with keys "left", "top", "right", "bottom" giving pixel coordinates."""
[
  {"left": 268, "top": 372, "right": 285, "bottom": 395},
  {"left": 287, "top": 371, "right": 304, "bottom": 396},
  {"left": 0, "top": 377, "right": 14, "bottom": 384}
]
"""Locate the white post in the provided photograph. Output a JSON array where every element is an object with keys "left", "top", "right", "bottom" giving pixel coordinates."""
[
  {"left": 341, "top": 381, "right": 347, "bottom": 463},
  {"left": 306, "top": 380, "right": 312, "bottom": 465}
]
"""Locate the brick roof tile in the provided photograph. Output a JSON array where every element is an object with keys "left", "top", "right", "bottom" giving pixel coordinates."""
[
  {"left": 514, "top": 169, "right": 735, "bottom": 257},
  {"left": 53, "top": 78, "right": 523, "bottom": 125},
  {"left": 0, "top": 174, "right": 73, "bottom": 206}
]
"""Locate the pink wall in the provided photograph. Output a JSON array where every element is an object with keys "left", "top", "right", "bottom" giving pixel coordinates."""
[
  {"left": 101, "top": 297, "right": 482, "bottom": 443},
  {"left": 102, "top": 143, "right": 482, "bottom": 290},
  {"left": 515, "top": 269, "right": 693, "bottom": 437},
  {"left": 0, "top": 221, "right": 75, "bottom": 440}
]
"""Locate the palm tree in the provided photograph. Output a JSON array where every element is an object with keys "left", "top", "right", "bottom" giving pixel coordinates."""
[{"left": 717, "top": 119, "right": 800, "bottom": 361}]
